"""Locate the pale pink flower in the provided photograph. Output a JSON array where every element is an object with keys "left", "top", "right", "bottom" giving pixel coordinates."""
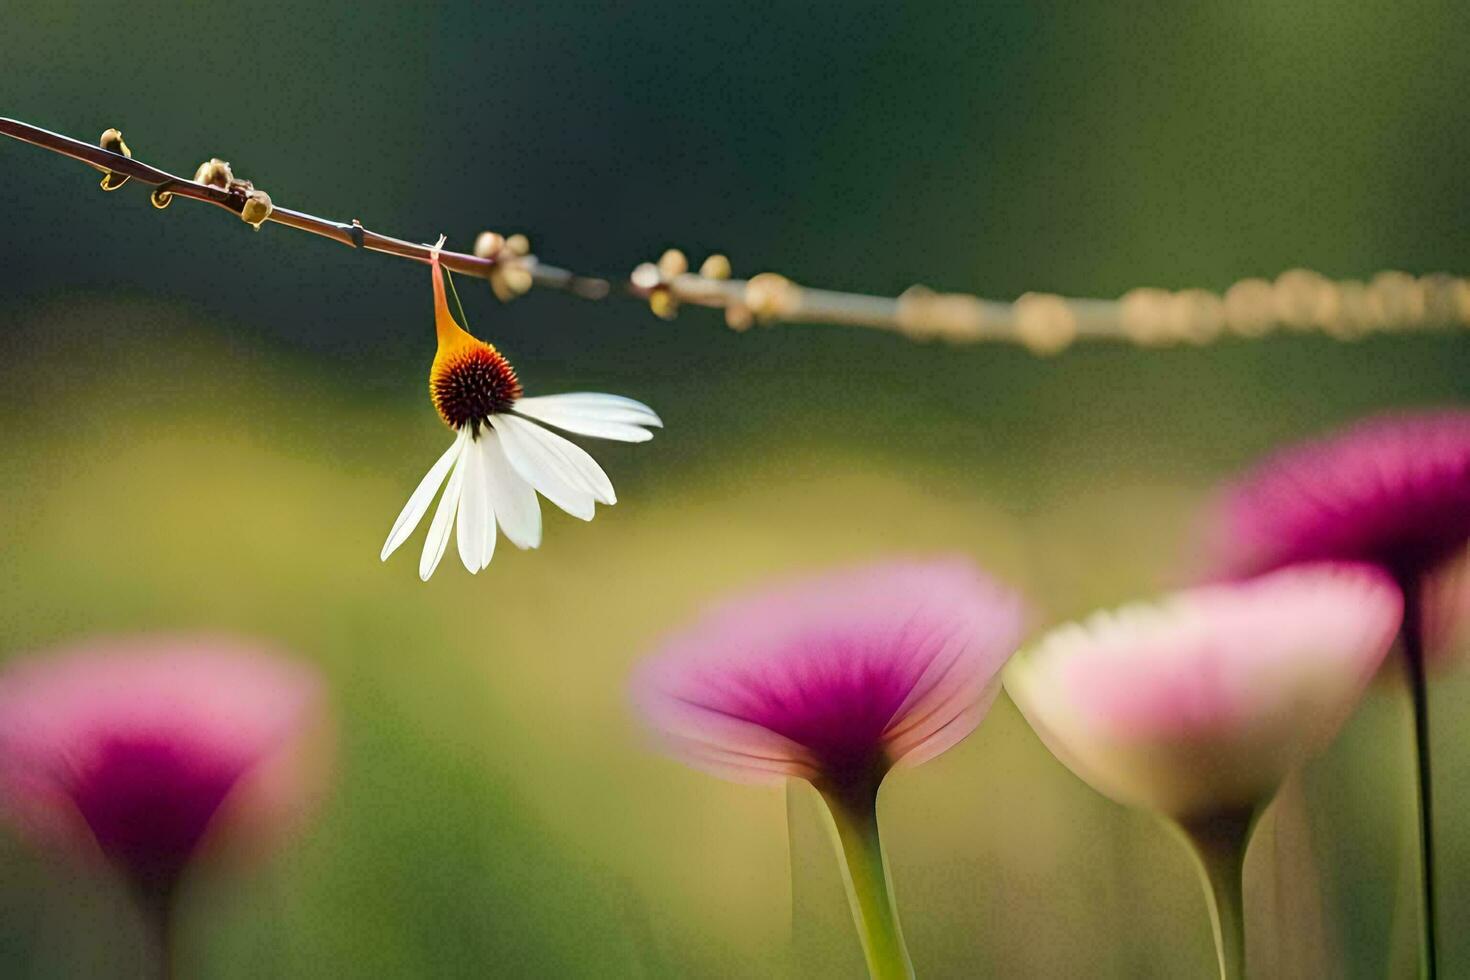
[
  {"left": 1006, "top": 564, "right": 1401, "bottom": 979},
  {"left": 1005, "top": 563, "right": 1401, "bottom": 819}
]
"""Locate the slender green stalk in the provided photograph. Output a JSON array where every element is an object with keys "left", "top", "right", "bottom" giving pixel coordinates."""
[
  {"left": 1399, "top": 575, "right": 1438, "bottom": 978},
  {"left": 130, "top": 875, "right": 176, "bottom": 980},
  {"left": 1177, "top": 808, "right": 1253, "bottom": 980},
  {"left": 816, "top": 779, "right": 915, "bottom": 980}
]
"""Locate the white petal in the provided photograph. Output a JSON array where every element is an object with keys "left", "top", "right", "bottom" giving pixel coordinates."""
[
  {"left": 420, "top": 448, "right": 467, "bottom": 581},
  {"left": 457, "top": 437, "right": 490, "bottom": 573},
  {"left": 518, "top": 393, "right": 662, "bottom": 427},
  {"left": 481, "top": 507, "right": 497, "bottom": 568},
  {"left": 496, "top": 414, "right": 615, "bottom": 505},
  {"left": 513, "top": 401, "right": 654, "bottom": 443},
  {"left": 381, "top": 430, "right": 467, "bottom": 562},
  {"left": 489, "top": 415, "right": 597, "bottom": 520},
  {"left": 483, "top": 431, "right": 542, "bottom": 549}
]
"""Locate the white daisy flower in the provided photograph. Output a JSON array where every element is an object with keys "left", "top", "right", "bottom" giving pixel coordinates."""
[{"left": 381, "top": 241, "right": 662, "bottom": 580}]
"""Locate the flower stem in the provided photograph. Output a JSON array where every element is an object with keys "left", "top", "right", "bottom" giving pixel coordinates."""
[
  {"left": 1177, "top": 808, "right": 1253, "bottom": 980},
  {"left": 1399, "top": 574, "right": 1438, "bottom": 978},
  {"left": 129, "top": 875, "right": 177, "bottom": 980},
  {"left": 816, "top": 781, "right": 915, "bottom": 980}
]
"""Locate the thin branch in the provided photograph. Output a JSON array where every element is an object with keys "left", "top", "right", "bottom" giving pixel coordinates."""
[
  {"left": 0, "top": 117, "right": 607, "bottom": 298},
  {"left": 2, "top": 116, "right": 1467, "bottom": 353}
]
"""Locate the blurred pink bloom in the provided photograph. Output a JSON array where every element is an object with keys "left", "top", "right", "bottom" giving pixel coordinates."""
[
  {"left": 631, "top": 558, "right": 1025, "bottom": 790},
  {"left": 1005, "top": 563, "right": 1401, "bottom": 819},
  {"left": 0, "top": 636, "right": 329, "bottom": 904},
  {"left": 1211, "top": 410, "right": 1470, "bottom": 583}
]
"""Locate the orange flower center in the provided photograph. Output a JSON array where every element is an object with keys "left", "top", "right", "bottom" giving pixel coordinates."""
[{"left": 430, "top": 342, "right": 522, "bottom": 432}]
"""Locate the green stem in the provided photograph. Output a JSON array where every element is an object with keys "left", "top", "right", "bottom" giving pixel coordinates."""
[
  {"left": 816, "top": 781, "right": 915, "bottom": 980},
  {"left": 1177, "top": 808, "right": 1253, "bottom": 980},
  {"left": 1399, "top": 574, "right": 1438, "bottom": 979},
  {"left": 129, "top": 875, "right": 176, "bottom": 980}
]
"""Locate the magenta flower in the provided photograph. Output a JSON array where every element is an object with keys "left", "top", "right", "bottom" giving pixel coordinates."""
[
  {"left": 1213, "top": 410, "right": 1470, "bottom": 582},
  {"left": 1210, "top": 408, "right": 1470, "bottom": 974},
  {"left": 0, "top": 636, "right": 329, "bottom": 974},
  {"left": 632, "top": 558, "right": 1025, "bottom": 979},
  {"left": 1006, "top": 564, "right": 1401, "bottom": 980}
]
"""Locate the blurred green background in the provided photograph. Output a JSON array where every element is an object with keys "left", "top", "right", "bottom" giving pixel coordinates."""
[{"left": 2, "top": 1, "right": 1469, "bottom": 976}]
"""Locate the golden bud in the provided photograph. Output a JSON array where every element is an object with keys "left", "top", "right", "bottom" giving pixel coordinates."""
[
  {"left": 1368, "top": 270, "right": 1425, "bottom": 329},
  {"left": 1014, "top": 292, "right": 1077, "bottom": 355},
  {"left": 649, "top": 287, "right": 679, "bottom": 320},
  {"left": 1324, "top": 280, "right": 1371, "bottom": 339},
  {"left": 657, "top": 249, "right": 688, "bottom": 279},
  {"left": 192, "top": 158, "right": 234, "bottom": 189},
  {"left": 98, "top": 128, "right": 131, "bottom": 191},
  {"left": 1223, "top": 278, "right": 1275, "bottom": 337},
  {"left": 502, "top": 265, "right": 534, "bottom": 296},
  {"left": 489, "top": 273, "right": 515, "bottom": 303},
  {"left": 700, "top": 253, "right": 732, "bottom": 280},
  {"left": 99, "top": 129, "right": 130, "bottom": 157},
  {"left": 725, "top": 305, "right": 754, "bottom": 331},
  {"left": 744, "top": 273, "right": 798, "bottom": 322},
  {"left": 1120, "top": 287, "right": 1170, "bottom": 345},
  {"left": 1272, "top": 269, "right": 1332, "bottom": 331},
  {"left": 505, "top": 234, "right": 531, "bottom": 256},
  {"left": 474, "top": 231, "right": 505, "bottom": 259},
  {"left": 240, "top": 189, "right": 273, "bottom": 230},
  {"left": 1167, "top": 289, "right": 1225, "bottom": 345}
]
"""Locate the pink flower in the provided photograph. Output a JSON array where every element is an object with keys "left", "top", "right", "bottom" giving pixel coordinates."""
[
  {"left": 0, "top": 636, "right": 329, "bottom": 908},
  {"left": 632, "top": 558, "right": 1024, "bottom": 980},
  {"left": 1208, "top": 409, "right": 1470, "bottom": 972},
  {"left": 1005, "top": 563, "right": 1402, "bottom": 820},
  {"left": 631, "top": 557, "right": 1025, "bottom": 792},
  {"left": 1211, "top": 410, "right": 1470, "bottom": 583}
]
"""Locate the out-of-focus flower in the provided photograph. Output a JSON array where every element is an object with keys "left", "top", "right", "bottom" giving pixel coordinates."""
[
  {"left": 1006, "top": 564, "right": 1401, "bottom": 979},
  {"left": 1006, "top": 563, "right": 1400, "bottom": 818},
  {"left": 633, "top": 558, "right": 1025, "bottom": 979},
  {"left": 0, "top": 637, "right": 329, "bottom": 934},
  {"left": 1212, "top": 410, "right": 1470, "bottom": 584},
  {"left": 1209, "top": 409, "right": 1470, "bottom": 975},
  {"left": 381, "top": 239, "right": 661, "bottom": 580}
]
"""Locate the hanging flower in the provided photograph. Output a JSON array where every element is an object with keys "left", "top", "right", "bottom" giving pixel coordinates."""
[
  {"left": 1005, "top": 563, "right": 1401, "bottom": 979},
  {"left": 381, "top": 239, "right": 662, "bottom": 580},
  {"left": 0, "top": 636, "right": 330, "bottom": 973},
  {"left": 632, "top": 558, "right": 1025, "bottom": 979}
]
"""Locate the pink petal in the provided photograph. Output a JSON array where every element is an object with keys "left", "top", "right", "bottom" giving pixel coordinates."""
[{"left": 631, "top": 558, "right": 1026, "bottom": 786}]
